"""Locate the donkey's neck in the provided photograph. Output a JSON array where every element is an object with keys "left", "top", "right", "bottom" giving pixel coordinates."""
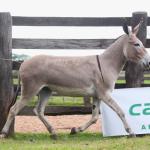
[{"left": 101, "top": 35, "right": 127, "bottom": 75}]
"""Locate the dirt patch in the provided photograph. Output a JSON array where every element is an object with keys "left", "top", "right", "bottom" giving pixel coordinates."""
[{"left": 15, "top": 115, "right": 102, "bottom": 133}]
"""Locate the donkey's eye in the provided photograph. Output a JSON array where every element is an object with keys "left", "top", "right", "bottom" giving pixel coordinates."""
[{"left": 134, "top": 43, "right": 140, "bottom": 47}]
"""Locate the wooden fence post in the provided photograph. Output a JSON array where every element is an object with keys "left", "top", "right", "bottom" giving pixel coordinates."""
[
  {"left": 0, "top": 13, "right": 13, "bottom": 136},
  {"left": 125, "top": 12, "right": 147, "bottom": 87}
]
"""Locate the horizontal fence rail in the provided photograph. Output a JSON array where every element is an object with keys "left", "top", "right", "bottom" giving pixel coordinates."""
[
  {"left": 12, "top": 39, "right": 114, "bottom": 49},
  {"left": 12, "top": 17, "right": 131, "bottom": 26},
  {"left": 12, "top": 38, "right": 150, "bottom": 49},
  {"left": 11, "top": 16, "right": 150, "bottom": 50},
  {"left": 11, "top": 16, "right": 150, "bottom": 26}
]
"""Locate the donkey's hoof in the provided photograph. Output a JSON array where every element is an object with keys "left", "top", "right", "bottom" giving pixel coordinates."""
[
  {"left": 70, "top": 127, "right": 78, "bottom": 135},
  {"left": 50, "top": 134, "right": 57, "bottom": 140},
  {"left": 0, "top": 134, "right": 7, "bottom": 139}
]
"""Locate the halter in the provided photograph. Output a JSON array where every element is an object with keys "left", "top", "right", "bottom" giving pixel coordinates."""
[{"left": 96, "top": 55, "right": 104, "bottom": 83}]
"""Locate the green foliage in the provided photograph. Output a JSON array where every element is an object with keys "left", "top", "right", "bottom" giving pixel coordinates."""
[
  {"left": 12, "top": 53, "right": 30, "bottom": 61},
  {"left": 0, "top": 132, "right": 150, "bottom": 150}
]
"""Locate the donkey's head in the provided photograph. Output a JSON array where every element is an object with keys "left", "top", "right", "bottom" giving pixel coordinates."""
[{"left": 123, "top": 20, "right": 150, "bottom": 69}]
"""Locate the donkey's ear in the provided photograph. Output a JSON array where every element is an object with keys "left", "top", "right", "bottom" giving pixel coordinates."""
[
  {"left": 132, "top": 19, "right": 143, "bottom": 35},
  {"left": 123, "top": 22, "right": 129, "bottom": 35}
]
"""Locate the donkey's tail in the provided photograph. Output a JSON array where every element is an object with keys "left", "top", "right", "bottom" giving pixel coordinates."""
[{"left": 8, "top": 74, "right": 21, "bottom": 111}]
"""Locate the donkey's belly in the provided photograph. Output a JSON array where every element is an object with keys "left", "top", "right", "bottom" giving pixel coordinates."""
[{"left": 48, "top": 84, "right": 95, "bottom": 97}]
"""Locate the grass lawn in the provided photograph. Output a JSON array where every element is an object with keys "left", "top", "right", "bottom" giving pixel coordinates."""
[
  {"left": 26, "top": 96, "right": 84, "bottom": 106},
  {"left": 0, "top": 132, "right": 150, "bottom": 150}
]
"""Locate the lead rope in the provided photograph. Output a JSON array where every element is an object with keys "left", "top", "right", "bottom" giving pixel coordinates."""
[{"left": 96, "top": 55, "right": 104, "bottom": 83}]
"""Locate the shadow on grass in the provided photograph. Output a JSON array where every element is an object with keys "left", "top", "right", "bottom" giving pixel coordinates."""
[
  {"left": 9, "top": 132, "right": 130, "bottom": 143},
  {"left": 11, "top": 132, "right": 106, "bottom": 142}
]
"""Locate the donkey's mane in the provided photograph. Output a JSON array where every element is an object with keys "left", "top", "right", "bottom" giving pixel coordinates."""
[{"left": 113, "top": 34, "right": 124, "bottom": 43}]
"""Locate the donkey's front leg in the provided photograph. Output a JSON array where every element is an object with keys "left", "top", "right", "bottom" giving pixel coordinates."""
[
  {"left": 70, "top": 98, "right": 100, "bottom": 134},
  {"left": 102, "top": 93, "right": 136, "bottom": 137}
]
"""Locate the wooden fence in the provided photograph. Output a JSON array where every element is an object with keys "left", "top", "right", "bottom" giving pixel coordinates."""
[{"left": 0, "top": 11, "right": 150, "bottom": 134}]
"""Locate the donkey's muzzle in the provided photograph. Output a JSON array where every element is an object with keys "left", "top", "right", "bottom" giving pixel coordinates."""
[
  {"left": 140, "top": 53, "right": 150, "bottom": 71},
  {"left": 143, "top": 61, "right": 150, "bottom": 71}
]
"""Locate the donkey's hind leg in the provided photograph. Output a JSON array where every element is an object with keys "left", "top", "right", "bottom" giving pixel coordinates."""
[
  {"left": 70, "top": 98, "right": 100, "bottom": 134},
  {"left": 33, "top": 88, "right": 57, "bottom": 140},
  {"left": 0, "top": 96, "right": 28, "bottom": 138},
  {"left": 0, "top": 81, "right": 42, "bottom": 138}
]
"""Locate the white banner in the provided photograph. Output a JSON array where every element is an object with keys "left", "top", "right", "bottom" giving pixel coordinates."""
[{"left": 100, "top": 87, "right": 150, "bottom": 137}]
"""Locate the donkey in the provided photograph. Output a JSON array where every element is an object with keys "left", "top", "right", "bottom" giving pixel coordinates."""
[{"left": 0, "top": 21, "right": 150, "bottom": 139}]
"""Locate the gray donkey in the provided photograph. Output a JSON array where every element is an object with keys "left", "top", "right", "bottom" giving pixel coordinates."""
[{"left": 1, "top": 21, "right": 150, "bottom": 139}]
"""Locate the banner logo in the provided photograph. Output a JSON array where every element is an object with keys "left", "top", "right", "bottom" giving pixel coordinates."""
[{"left": 129, "top": 103, "right": 150, "bottom": 116}]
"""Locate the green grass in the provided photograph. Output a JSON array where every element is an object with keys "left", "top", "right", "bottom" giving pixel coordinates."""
[
  {"left": 144, "top": 80, "right": 150, "bottom": 84},
  {"left": 1, "top": 132, "right": 150, "bottom": 150},
  {"left": 48, "top": 97, "right": 83, "bottom": 106},
  {"left": 27, "top": 96, "right": 84, "bottom": 106},
  {"left": 116, "top": 80, "right": 150, "bottom": 84},
  {"left": 116, "top": 80, "right": 126, "bottom": 84}
]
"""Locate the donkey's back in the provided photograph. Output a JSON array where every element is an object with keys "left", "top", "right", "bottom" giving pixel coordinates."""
[{"left": 19, "top": 55, "right": 97, "bottom": 96}]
